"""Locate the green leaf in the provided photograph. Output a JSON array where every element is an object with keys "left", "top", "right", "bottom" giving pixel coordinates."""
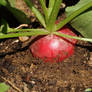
[
  {"left": 0, "top": 19, "right": 9, "bottom": 33},
  {"left": 85, "top": 88, "right": 92, "bottom": 92},
  {"left": 8, "top": 28, "right": 45, "bottom": 33},
  {"left": 46, "top": 0, "right": 62, "bottom": 32},
  {"left": 24, "top": 0, "right": 46, "bottom": 27},
  {"left": 70, "top": 10, "right": 92, "bottom": 38},
  {"left": 0, "top": 83, "right": 9, "bottom": 92},
  {"left": 8, "top": 7, "right": 30, "bottom": 24},
  {"left": 0, "top": 0, "right": 7, "bottom": 6},
  {"left": 54, "top": 31, "right": 92, "bottom": 43},
  {"left": 0, "top": 29, "right": 49, "bottom": 39},
  {"left": 0, "top": 0, "right": 15, "bottom": 7},
  {"left": 56, "top": 1, "right": 92, "bottom": 31},
  {"left": 65, "top": 0, "right": 92, "bottom": 38},
  {"left": 48, "top": 0, "right": 55, "bottom": 16},
  {"left": 40, "top": 0, "right": 48, "bottom": 23},
  {"left": 8, "top": 0, "right": 15, "bottom": 7},
  {"left": 66, "top": 0, "right": 92, "bottom": 16},
  {"left": 0, "top": 0, "right": 30, "bottom": 24}
]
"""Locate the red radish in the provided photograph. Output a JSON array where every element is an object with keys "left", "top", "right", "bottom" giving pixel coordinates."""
[{"left": 30, "top": 27, "right": 77, "bottom": 62}]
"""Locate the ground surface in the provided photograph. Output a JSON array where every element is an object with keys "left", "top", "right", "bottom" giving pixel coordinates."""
[{"left": 0, "top": 0, "right": 92, "bottom": 92}]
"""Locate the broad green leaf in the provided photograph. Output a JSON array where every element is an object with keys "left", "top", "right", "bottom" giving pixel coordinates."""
[
  {"left": 8, "top": 0, "right": 15, "bottom": 7},
  {"left": 56, "top": 1, "right": 92, "bottom": 31},
  {"left": 0, "top": 83, "right": 9, "bottom": 92},
  {"left": 0, "top": 0, "right": 15, "bottom": 6},
  {"left": 0, "top": 0, "right": 7, "bottom": 6},
  {"left": 63, "top": 0, "right": 92, "bottom": 39},
  {"left": 0, "top": 0, "right": 30, "bottom": 24},
  {"left": 66, "top": 0, "right": 92, "bottom": 16},
  {"left": 8, "top": 7, "right": 30, "bottom": 24},
  {"left": 70, "top": 10, "right": 92, "bottom": 38}
]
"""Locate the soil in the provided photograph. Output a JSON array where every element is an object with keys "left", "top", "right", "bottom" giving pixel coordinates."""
[{"left": 0, "top": 0, "right": 92, "bottom": 92}]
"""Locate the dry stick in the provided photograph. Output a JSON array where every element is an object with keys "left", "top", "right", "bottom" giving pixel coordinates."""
[
  {"left": 15, "top": 24, "right": 28, "bottom": 29},
  {"left": 15, "top": 24, "right": 38, "bottom": 44},
  {"left": 1, "top": 76, "right": 23, "bottom": 92},
  {"left": 15, "top": 24, "right": 29, "bottom": 42},
  {"left": 15, "top": 24, "right": 38, "bottom": 47}
]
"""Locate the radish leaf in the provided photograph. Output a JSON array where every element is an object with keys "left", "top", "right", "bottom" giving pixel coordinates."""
[
  {"left": 71, "top": 10, "right": 92, "bottom": 38},
  {"left": 0, "top": 19, "right": 9, "bottom": 34},
  {"left": 8, "top": 0, "right": 15, "bottom": 7},
  {"left": 0, "top": 83, "right": 9, "bottom": 92},
  {"left": 0, "top": 0, "right": 7, "bottom": 6},
  {"left": 56, "top": 1, "right": 92, "bottom": 31},
  {"left": 8, "top": 7, "right": 30, "bottom": 24},
  {"left": 66, "top": 0, "right": 92, "bottom": 16},
  {"left": 0, "top": 0, "right": 30, "bottom": 24},
  {"left": 66, "top": 0, "right": 92, "bottom": 38},
  {"left": 46, "top": 0, "right": 62, "bottom": 32},
  {"left": 0, "top": 29, "right": 49, "bottom": 39}
]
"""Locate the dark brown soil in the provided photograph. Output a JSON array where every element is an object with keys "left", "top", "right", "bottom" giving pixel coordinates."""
[
  {"left": 0, "top": 0, "right": 92, "bottom": 92},
  {"left": 0, "top": 38, "right": 92, "bottom": 92}
]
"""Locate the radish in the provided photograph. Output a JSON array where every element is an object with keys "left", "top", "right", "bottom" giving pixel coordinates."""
[{"left": 30, "top": 27, "right": 77, "bottom": 62}]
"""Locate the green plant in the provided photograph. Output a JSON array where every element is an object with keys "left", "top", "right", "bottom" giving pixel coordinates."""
[
  {"left": 0, "top": 0, "right": 92, "bottom": 62},
  {"left": 85, "top": 88, "right": 92, "bottom": 92},
  {"left": 0, "top": 0, "right": 92, "bottom": 41},
  {"left": 0, "top": 0, "right": 30, "bottom": 24},
  {"left": 0, "top": 83, "right": 9, "bottom": 92}
]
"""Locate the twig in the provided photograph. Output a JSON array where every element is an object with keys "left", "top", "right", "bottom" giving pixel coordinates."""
[
  {"left": 15, "top": 24, "right": 29, "bottom": 42},
  {"left": 15, "top": 24, "right": 28, "bottom": 29},
  {"left": 1, "top": 76, "right": 23, "bottom": 92}
]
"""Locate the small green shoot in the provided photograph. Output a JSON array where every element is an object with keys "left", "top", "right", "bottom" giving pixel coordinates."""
[{"left": 0, "top": 83, "right": 9, "bottom": 92}]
